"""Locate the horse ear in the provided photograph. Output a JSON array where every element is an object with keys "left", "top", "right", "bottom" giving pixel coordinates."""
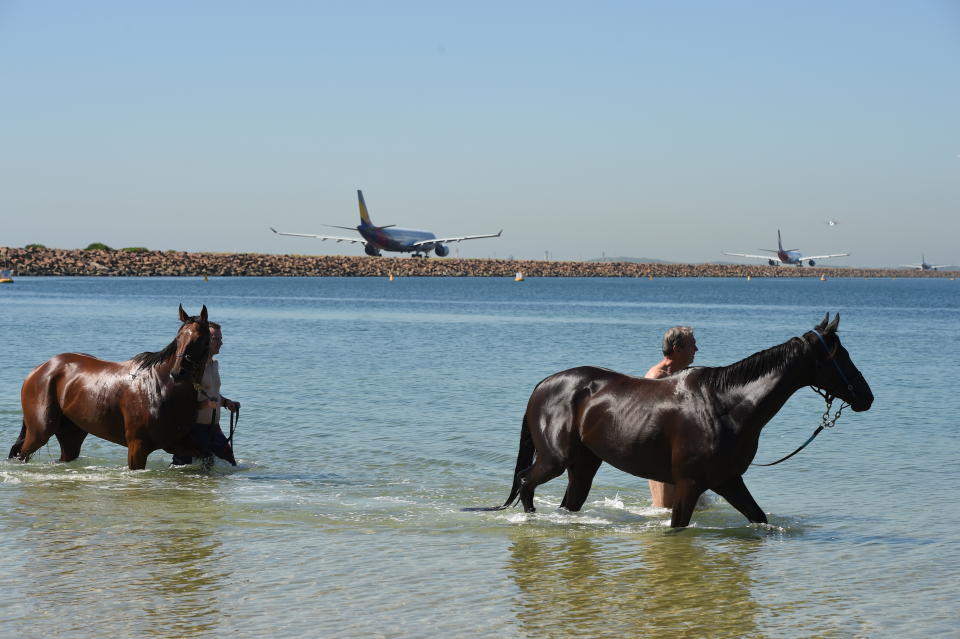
[
  {"left": 826, "top": 313, "right": 840, "bottom": 334},
  {"left": 200, "top": 305, "right": 208, "bottom": 323},
  {"left": 815, "top": 312, "right": 829, "bottom": 331},
  {"left": 179, "top": 304, "right": 189, "bottom": 323}
]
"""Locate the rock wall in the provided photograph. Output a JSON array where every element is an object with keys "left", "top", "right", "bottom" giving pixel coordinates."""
[{"left": 0, "top": 247, "right": 952, "bottom": 278}]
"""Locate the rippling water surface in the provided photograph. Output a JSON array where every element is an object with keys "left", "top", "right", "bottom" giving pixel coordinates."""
[{"left": 2, "top": 276, "right": 958, "bottom": 638}]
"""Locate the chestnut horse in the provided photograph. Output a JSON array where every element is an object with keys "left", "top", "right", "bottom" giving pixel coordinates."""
[
  {"left": 471, "top": 314, "right": 873, "bottom": 527},
  {"left": 10, "top": 305, "right": 212, "bottom": 470}
]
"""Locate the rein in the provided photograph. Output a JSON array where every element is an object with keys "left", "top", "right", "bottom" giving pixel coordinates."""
[
  {"left": 751, "top": 391, "right": 847, "bottom": 466},
  {"left": 228, "top": 407, "right": 239, "bottom": 447},
  {"left": 752, "top": 330, "right": 850, "bottom": 467}
]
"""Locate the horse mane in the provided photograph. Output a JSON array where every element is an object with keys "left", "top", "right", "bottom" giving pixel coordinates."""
[
  {"left": 131, "top": 316, "right": 203, "bottom": 370},
  {"left": 131, "top": 339, "right": 179, "bottom": 370},
  {"left": 698, "top": 337, "right": 809, "bottom": 392}
]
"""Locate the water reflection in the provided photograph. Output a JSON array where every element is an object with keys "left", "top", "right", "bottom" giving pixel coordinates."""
[
  {"left": 4, "top": 471, "right": 229, "bottom": 638},
  {"left": 506, "top": 527, "right": 761, "bottom": 638}
]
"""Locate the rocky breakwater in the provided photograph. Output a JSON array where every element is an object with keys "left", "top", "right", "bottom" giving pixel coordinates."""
[{"left": 0, "top": 246, "right": 953, "bottom": 278}]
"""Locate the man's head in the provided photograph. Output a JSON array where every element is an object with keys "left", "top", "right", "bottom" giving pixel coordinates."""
[{"left": 662, "top": 326, "right": 697, "bottom": 366}]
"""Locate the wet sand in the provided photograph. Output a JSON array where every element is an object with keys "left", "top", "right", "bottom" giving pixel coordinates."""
[{"left": 0, "top": 246, "right": 953, "bottom": 278}]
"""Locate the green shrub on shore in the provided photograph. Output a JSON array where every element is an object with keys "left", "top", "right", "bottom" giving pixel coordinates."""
[
  {"left": 84, "top": 242, "right": 114, "bottom": 251},
  {"left": 24, "top": 243, "right": 46, "bottom": 249},
  {"left": 121, "top": 247, "right": 149, "bottom": 253}
]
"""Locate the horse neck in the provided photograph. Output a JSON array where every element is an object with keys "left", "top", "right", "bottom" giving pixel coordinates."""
[
  {"left": 712, "top": 340, "right": 815, "bottom": 436},
  {"left": 142, "top": 337, "right": 195, "bottom": 388}
]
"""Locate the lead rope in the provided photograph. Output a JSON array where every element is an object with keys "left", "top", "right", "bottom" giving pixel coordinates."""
[
  {"left": 752, "top": 389, "right": 847, "bottom": 467},
  {"left": 228, "top": 407, "right": 239, "bottom": 447}
]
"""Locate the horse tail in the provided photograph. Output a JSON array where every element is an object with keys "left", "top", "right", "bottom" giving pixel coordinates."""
[
  {"left": 500, "top": 413, "right": 535, "bottom": 509},
  {"left": 462, "top": 414, "right": 534, "bottom": 512},
  {"left": 8, "top": 421, "right": 26, "bottom": 459}
]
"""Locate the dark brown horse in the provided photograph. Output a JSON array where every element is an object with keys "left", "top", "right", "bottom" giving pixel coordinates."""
[
  {"left": 10, "top": 305, "right": 212, "bottom": 470},
  {"left": 473, "top": 314, "right": 873, "bottom": 527}
]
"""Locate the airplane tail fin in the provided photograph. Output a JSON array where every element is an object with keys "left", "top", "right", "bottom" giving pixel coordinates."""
[
  {"left": 357, "top": 190, "right": 373, "bottom": 226},
  {"left": 778, "top": 229, "right": 783, "bottom": 252}
]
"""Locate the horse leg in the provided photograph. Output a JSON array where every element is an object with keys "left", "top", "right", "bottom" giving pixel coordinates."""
[
  {"left": 518, "top": 457, "right": 565, "bottom": 513},
  {"left": 54, "top": 417, "right": 88, "bottom": 463},
  {"left": 8, "top": 422, "right": 27, "bottom": 459},
  {"left": 16, "top": 411, "right": 60, "bottom": 462},
  {"left": 17, "top": 378, "right": 62, "bottom": 462},
  {"left": 713, "top": 476, "right": 767, "bottom": 524},
  {"left": 126, "top": 439, "right": 152, "bottom": 470},
  {"left": 559, "top": 450, "right": 602, "bottom": 512},
  {"left": 670, "top": 479, "right": 707, "bottom": 528}
]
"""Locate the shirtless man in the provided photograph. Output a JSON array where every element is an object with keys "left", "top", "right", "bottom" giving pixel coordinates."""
[
  {"left": 172, "top": 322, "right": 240, "bottom": 466},
  {"left": 645, "top": 326, "right": 697, "bottom": 508}
]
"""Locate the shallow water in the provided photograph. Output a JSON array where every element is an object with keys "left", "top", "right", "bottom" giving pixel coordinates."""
[{"left": 1, "top": 276, "right": 958, "bottom": 637}]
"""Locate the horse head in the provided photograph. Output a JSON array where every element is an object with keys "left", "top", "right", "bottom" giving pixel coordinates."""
[
  {"left": 171, "top": 304, "right": 210, "bottom": 383},
  {"left": 807, "top": 313, "right": 874, "bottom": 412}
]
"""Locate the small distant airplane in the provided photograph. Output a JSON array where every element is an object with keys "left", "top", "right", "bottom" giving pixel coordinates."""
[
  {"left": 826, "top": 219, "right": 839, "bottom": 227},
  {"left": 900, "top": 255, "right": 954, "bottom": 271},
  {"left": 722, "top": 230, "right": 849, "bottom": 267},
  {"left": 270, "top": 190, "right": 502, "bottom": 257}
]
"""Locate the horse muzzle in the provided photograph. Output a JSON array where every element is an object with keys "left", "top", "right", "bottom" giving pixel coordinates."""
[
  {"left": 848, "top": 380, "right": 874, "bottom": 412},
  {"left": 851, "top": 391, "right": 874, "bottom": 412}
]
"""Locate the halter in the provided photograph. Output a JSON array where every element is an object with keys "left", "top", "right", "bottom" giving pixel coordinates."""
[{"left": 751, "top": 329, "right": 851, "bottom": 467}]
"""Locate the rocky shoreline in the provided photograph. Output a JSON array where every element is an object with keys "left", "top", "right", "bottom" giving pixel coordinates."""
[{"left": 0, "top": 246, "right": 953, "bottom": 278}]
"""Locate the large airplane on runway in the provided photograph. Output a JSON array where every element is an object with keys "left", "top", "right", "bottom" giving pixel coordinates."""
[
  {"left": 900, "top": 255, "right": 954, "bottom": 271},
  {"left": 722, "top": 230, "right": 849, "bottom": 267},
  {"left": 270, "top": 190, "right": 502, "bottom": 257}
]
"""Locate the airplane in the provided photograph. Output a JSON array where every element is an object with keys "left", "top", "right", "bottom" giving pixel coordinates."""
[
  {"left": 270, "top": 190, "right": 502, "bottom": 257},
  {"left": 722, "top": 230, "right": 849, "bottom": 267},
  {"left": 900, "top": 255, "right": 954, "bottom": 271}
]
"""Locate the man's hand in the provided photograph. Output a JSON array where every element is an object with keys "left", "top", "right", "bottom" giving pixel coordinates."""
[{"left": 223, "top": 398, "right": 241, "bottom": 413}]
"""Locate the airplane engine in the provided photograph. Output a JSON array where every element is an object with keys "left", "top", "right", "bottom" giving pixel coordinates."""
[
  {"left": 434, "top": 244, "right": 450, "bottom": 257},
  {"left": 807, "top": 259, "right": 816, "bottom": 266},
  {"left": 768, "top": 259, "right": 776, "bottom": 266},
  {"left": 364, "top": 244, "right": 381, "bottom": 257}
]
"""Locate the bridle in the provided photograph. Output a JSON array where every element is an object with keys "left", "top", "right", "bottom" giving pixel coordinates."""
[
  {"left": 751, "top": 329, "right": 852, "bottom": 467},
  {"left": 810, "top": 329, "right": 858, "bottom": 401},
  {"left": 175, "top": 324, "right": 209, "bottom": 383}
]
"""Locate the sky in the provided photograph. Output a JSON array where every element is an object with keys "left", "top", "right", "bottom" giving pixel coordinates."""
[{"left": 1, "top": 1, "right": 958, "bottom": 266}]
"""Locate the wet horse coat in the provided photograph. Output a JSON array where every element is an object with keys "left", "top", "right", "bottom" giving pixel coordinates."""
[
  {"left": 477, "top": 314, "right": 873, "bottom": 527},
  {"left": 11, "top": 305, "right": 214, "bottom": 470}
]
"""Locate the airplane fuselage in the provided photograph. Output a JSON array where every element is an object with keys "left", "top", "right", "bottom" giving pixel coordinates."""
[
  {"left": 778, "top": 249, "right": 803, "bottom": 265},
  {"left": 358, "top": 226, "right": 438, "bottom": 253}
]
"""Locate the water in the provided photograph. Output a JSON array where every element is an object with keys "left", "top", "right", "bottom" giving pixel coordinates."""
[{"left": 1, "top": 276, "right": 958, "bottom": 638}]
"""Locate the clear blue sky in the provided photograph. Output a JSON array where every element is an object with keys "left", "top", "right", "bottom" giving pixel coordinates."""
[{"left": 2, "top": 1, "right": 958, "bottom": 266}]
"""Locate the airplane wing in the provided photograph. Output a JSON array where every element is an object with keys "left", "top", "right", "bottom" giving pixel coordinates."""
[
  {"left": 801, "top": 253, "right": 849, "bottom": 261},
  {"left": 269, "top": 227, "right": 367, "bottom": 245},
  {"left": 721, "top": 251, "right": 782, "bottom": 263},
  {"left": 411, "top": 230, "right": 503, "bottom": 246}
]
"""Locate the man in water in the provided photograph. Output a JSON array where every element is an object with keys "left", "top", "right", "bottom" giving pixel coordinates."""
[
  {"left": 645, "top": 326, "right": 698, "bottom": 508},
  {"left": 173, "top": 322, "right": 240, "bottom": 466}
]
